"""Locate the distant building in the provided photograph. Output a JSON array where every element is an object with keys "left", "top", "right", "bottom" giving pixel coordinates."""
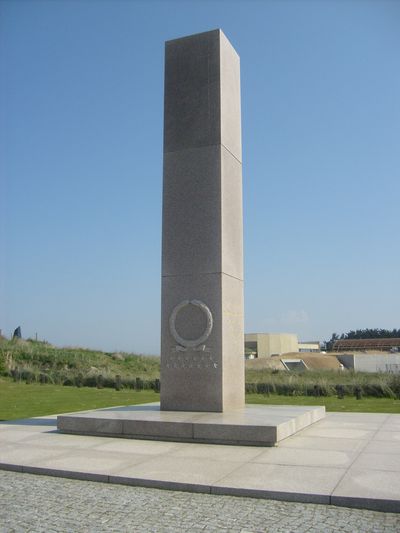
[
  {"left": 333, "top": 338, "right": 400, "bottom": 352},
  {"left": 337, "top": 353, "right": 400, "bottom": 373},
  {"left": 245, "top": 334, "right": 400, "bottom": 373},
  {"left": 299, "top": 341, "right": 320, "bottom": 353},
  {"left": 244, "top": 333, "right": 320, "bottom": 359}
]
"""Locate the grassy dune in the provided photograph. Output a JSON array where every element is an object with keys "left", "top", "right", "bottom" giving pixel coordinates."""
[{"left": 0, "top": 338, "right": 160, "bottom": 387}]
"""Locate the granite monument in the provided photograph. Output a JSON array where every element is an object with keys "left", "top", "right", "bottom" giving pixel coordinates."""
[{"left": 160, "top": 29, "right": 244, "bottom": 412}]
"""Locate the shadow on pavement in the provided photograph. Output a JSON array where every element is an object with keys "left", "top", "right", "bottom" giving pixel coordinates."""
[{"left": 0, "top": 418, "right": 57, "bottom": 426}]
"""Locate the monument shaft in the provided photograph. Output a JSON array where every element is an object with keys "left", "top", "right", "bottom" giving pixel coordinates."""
[{"left": 160, "top": 29, "right": 244, "bottom": 412}]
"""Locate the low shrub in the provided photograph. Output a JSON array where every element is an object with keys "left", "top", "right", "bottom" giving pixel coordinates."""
[
  {"left": 256, "top": 383, "right": 271, "bottom": 395},
  {"left": 153, "top": 378, "right": 161, "bottom": 392},
  {"left": 82, "top": 375, "right": 97, "bottom": 388},
  {"left": 0, "top": 352, "right": 5, "bottom": 375},
  {"left": 244, "top": 372, "right": 400, "bottom": 399},
  {"left": 38, "top": 373, "right": 52, "bottom": 384},
  {"left": 11, "top": 367, "right": 37, "bottom": 383},
  {"left": 245, "top": 383, "right": 257, "bottom": 394},
  {"left": 388, "top": 374, "right": 400, "bottom": 399}
]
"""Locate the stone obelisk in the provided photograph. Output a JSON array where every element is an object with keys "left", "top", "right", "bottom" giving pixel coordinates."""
[{"left": 160, "top": 29, "right": 244, "bottom": 412}]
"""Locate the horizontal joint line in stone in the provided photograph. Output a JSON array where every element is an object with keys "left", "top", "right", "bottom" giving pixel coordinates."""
[
  {"left": 162, "top": 272, "right": 243, "bottom": 282},
  {"left": 164, "top": 144, "right": 242, "bottom": 165}
]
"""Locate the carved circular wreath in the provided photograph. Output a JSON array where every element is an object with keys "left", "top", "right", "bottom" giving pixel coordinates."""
[{"left": 169, "top": 299, "right": 213, "bottom": 348}]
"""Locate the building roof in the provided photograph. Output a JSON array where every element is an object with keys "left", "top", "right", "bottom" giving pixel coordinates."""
[{"left": 333, "top": 338, "right": 400, "bottom": 351}]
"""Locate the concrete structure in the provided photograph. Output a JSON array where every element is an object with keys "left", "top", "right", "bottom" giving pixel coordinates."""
[
  {"left": 245, "top": 333, "right": 299, "bottom": 358},
  {"left": 337, "top": 353, "right": 400, "bottom": 373},
  {"left": 245, "top": 334, "right": 320, "bottom": 359},
  {"left": 280, "top": 359, "right": 308, "bottom": 371},
  {"left": 161, "top": 29, "right": 244, "bottom": 412}
]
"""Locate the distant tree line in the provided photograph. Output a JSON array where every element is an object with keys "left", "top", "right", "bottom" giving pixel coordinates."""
[{"left": 325, "top": 329, "right": 400, "bottom": 351}]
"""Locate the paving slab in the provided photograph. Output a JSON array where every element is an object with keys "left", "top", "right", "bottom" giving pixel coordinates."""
[
  {"left": 373, "top": 430, "right": 400, "bottom": 442},
  {"left": 110, "top": 455, "right": 242, "bottom": 487},
  {"left": 381, "top": 418, "right": 400, "bottom": 431},
  {"left": 1, "top": 409, "right": 400, "bottom": 513},
  {"left": 297, "top": 425, "right": 376, "bottom": 440},
  {"left": 278, "top": 435, "right": 367, "bottom": 452},
  {"left": 164, "top": 441, "right": 265, "bottom": 462},
  {"left": 350, "top": 452, "right": 400, "bottom": 472},
  {"left": 34, "top": 448, "right": 154, "bottom": 476},
  {"left": 332, "top": 468, "right": 400, "bottom": 513},
  {"left": 363, "top": 440, "right": 400, "bottom": 454},
  {"left": 251, "top": 447, "right": 358, "bottom": 468},
  {"left": 212, "top": 463, "right": 346, "bottom": 504}
]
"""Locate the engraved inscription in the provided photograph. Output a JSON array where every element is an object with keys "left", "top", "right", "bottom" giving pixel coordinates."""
[{"left": 166, "top": 348, "right": 218, "bottom": 370}]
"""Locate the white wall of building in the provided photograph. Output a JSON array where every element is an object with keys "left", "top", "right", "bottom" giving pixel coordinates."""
[
  {"left": 245, "top": 333, "right": 298, "bottom": 358},
  {"left": 337, "top": 353, "right": 400, "bottom": 373}
]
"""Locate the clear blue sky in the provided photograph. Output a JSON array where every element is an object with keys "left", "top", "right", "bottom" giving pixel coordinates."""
[{"left": 1, "top": 0, "right": 399, "bottom": 354}]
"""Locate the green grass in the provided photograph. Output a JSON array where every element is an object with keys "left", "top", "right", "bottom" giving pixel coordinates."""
[
  {"left": 0, "top": 380, "right": 159, "bottom": 420},
  {"left": 1, "top": 380, "right": 399, "bottom": 420},
  {"left": 246, "top": 393, "right": 400, "bottom": 413}
]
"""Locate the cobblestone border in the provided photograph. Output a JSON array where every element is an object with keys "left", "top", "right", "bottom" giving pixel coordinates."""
[{"left": 1, "top": 470, "right": 399, "bottom": 533}]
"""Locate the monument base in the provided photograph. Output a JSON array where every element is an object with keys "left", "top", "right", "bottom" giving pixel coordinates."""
[{"left": 57, "top": 403, "right": 325, "bottom": 447}]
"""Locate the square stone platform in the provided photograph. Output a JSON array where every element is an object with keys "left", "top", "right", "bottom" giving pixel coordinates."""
[
  {"left": 2, "top": 410, "right": 400, "bottom": 512},
  {"left": 57, "top": 403, "right": 325, "bottom": 446}
]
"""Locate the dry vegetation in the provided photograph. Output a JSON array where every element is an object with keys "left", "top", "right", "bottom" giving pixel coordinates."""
[{"left": 0, "top": 338, "right": 160, "bottom": 390}]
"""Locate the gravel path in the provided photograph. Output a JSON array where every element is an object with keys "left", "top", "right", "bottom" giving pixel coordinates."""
[{"left": 1, "top": 471, "right": 399, "bottom": 532}]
